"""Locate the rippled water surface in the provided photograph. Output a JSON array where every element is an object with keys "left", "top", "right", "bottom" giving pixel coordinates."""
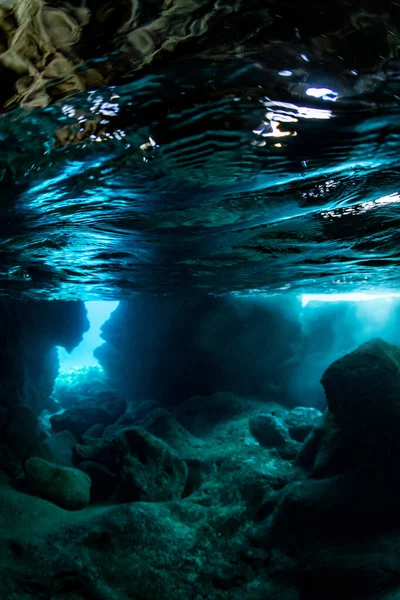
[{"left": 2, "top": 1, "right": 400, "bottom": 298}]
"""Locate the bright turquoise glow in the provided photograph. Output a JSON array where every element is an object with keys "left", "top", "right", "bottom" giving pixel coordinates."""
[
  {"left": 301, "top": 292, "right": 400, "bottom": 307},
  {"left": 58, "top": 301, "right": 119, "bottom": 372}
]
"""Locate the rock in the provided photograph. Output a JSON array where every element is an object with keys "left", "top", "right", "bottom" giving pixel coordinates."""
[
  {"left": 139, "top": 408, "right": 201, "bottom": 455},
  {"left": 73, "top": 437, "right": 119, "bottom": 471},
  {"left": 73, "top": 426, "right": 188, "bottom": 502},
  {"left": 82, "top": 424, "right": 105, "bottom": 442},
  {"left": 50, "top": 390, "right": 126, "bottom": 438},
  {"left": 321, "top": 338, "right": 400, "bottom": 445},
  {"left": 250, "top": 414, "right": 287, "bottom": 447},
  {"left": 0, "top": 442, "right": 23, "bottom": 478},
  {"left": 117, "top": 428, "right": 188, "bottom": 502},
  {"left": 183, "top": 457, "right": 216, "bottom": 497},
  {"left": 78, "top": 461, "right": 117, "bottom": 503},
  {"left": 6, "top": 407, "right": 43, "bottom": 461},
  {"left": 284, "top": 407, "right": 323, "bottom": 442},
  {"left": 174, "top": 392, "right": 248, "bottom": 436},
  {"left": 51, "top": 407, "right": 111, "bottom": 437},
  {"left": 267, "top": 459, "right": 400, "bottom": 544},
  {"left": 102, "top": 399, "right": 159, "bottom": 439},
  {"left": 24, "top": 457, "right": 91, "bottom": 509},
  {"left": 249, "top": 414, "right": 300, "bottom": 460},
  {"left": 127, "top": 399, "right": 160, "bottom": 423},
  {"left": 31, "top": 431, "right": 78, "bottom": 467}
]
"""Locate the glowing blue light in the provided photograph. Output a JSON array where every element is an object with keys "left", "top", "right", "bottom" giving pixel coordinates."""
[
  {"left": 279, "top": 70, "right": 293, "bottom": 77},
  {"left": 306, "top": 87, "right": 338, "bottom": 101},
  {"left": 58, "top": 301, "right": 119, "bottom": 372},
  {"left": 301, "top": 293, "right": 400, "bottom": 307}
]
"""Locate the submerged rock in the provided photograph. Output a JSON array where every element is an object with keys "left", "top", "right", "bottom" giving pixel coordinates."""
[
  {"left": 0, "top": 442, "right": 23, "bottom": 478},
  {"left": 117, "top": 427, "right": 188, "bottom": 502},
  {"left": 5, "top": 406, "right": 43, "bottom": 461},
  {"left": 82, "top": 423, "right": 105, "bottom": 442},
  {"left": 296, "top": 411, "right": 351, "bottom": 478},
  {"left": 24, "top": 457, "right": 91, "bottom": 509},
  {"left": 256, "top": 338, "right": 400, "bottom": 572},
  {"left": 31, "top": 430, "right": 78, "bottom": 467},
  {"left": 174, "top": 391, "right": 248, "bottom": 436},
  {"left": 139, "top": 408, "right": 202, "bottom": 456},
  {"left": 321, "top": 338, "right": 400, "bottom": 445},
  {"left": 102, "top": 398, "right": 160, "bottom": 438},
  {"left": 79, "top": 461, "right": 117, "bottom": 503},
  {"left": 283, "top": 407, "right": 323, "bottom": 442},
  {"left": 50, "top": 391, "right": 126, "bottom": 438},
  {"left": 249, "top": 413, "right": 299, "bottom": 460},
  {"left": 74, "top": 426, "right": 188, "bottom": 503}
]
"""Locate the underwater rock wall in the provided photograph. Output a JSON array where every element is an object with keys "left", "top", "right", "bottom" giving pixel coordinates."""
[
  {"left": 95, "top": 294, "right": 302, "bottom": 407},
  {"left": 0, "top": 299, "right": 88, "bottom": 429}
]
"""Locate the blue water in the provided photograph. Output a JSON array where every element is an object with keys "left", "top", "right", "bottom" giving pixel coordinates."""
[
  {"left": 1, "top": 6, "right": 400, "bottom": 299},
  {"left": 58, "top": 301, "right": 119, "bottom": 371}
]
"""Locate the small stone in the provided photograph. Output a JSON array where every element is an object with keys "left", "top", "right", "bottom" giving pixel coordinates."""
[{"left": 24, "top": 457, "right": 91, "bottom": 509}]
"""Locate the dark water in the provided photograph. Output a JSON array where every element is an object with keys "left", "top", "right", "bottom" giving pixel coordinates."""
[{"left": 1, "top": 1, "right": 400, "bottom": 298}]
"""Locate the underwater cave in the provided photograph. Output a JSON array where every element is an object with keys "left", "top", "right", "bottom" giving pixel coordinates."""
[{"left": 2, "top": 1, "right": 400, "bottom": 599}]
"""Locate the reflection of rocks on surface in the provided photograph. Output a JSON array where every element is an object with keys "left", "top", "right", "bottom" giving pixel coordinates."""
[{"left": 0, "top": 0, "right": 396, "bottom": 118}]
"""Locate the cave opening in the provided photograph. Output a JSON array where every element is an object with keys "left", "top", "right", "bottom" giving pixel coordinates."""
[{"left": 57, "top": 301, "right": 119, "bottom": 374}]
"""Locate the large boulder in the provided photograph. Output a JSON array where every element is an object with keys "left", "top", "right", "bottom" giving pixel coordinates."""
[
  {"left": 257, "top": 340, "right": 400, "bottom": 558},
  {"left": 24, "top": 457, "right": 91, "bottom": 509},
  {"left": 321, "top": 338, "right": 400, "bottom": 446}
]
